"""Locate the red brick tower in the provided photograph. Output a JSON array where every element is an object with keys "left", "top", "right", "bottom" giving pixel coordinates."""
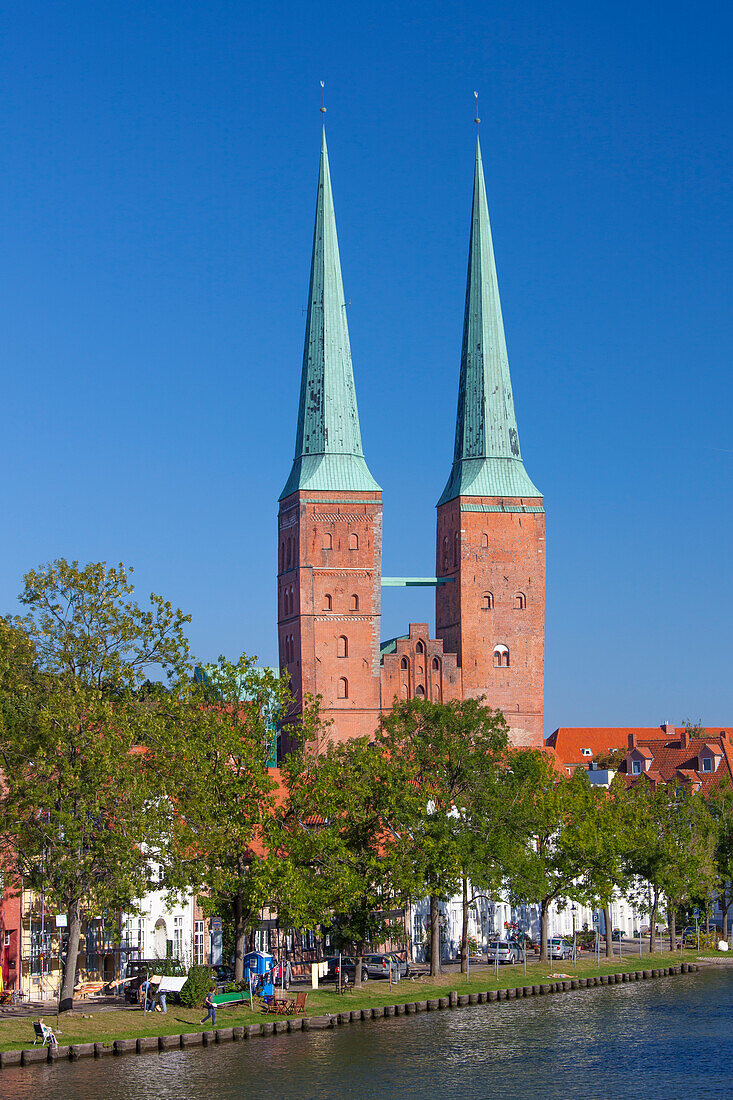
[
  {"left": 436, "top": 137, "right": 545, "bottom": 747},
  {"left": 278, "top": 129, "right": 382, "bottom": 751}
]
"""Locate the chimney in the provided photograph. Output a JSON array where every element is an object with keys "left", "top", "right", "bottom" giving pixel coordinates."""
[
  {"left": 680, "top": 727, "right": 688, "bottom": 750},
  {"left": 628, "top": 732, "right": 636, "bottom": 750},
  {"left": 662, "top": 721, "right": 675, "bottom": 735}
]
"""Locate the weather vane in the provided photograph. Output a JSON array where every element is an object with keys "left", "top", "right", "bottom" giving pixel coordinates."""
[
  {"left": 321, "top": 81, "right": 326, "bottom": 120},
  {"left": 474, "top": 90, "right": 480, "bottom": 134}
]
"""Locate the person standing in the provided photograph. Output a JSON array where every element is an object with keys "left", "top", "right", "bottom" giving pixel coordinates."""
[{"left": 200, "top": 986, "right": 216, "bottom": 1027}]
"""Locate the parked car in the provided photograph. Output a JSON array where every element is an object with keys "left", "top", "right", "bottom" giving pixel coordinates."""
[
  {"left": 487, "top": 941, "right": 520, "bottom": 965},
  {"left": 213, "top": 964, "right": 235, "bottom": 985},
  {"left": 547, "top": 938, "right": 573, "bottom": 960},
  {"left": 320, "top": 956, "right": 369, "bottom": 985},
  {"left": 363, "top": 953, "right": 409, "bottom": 980}
]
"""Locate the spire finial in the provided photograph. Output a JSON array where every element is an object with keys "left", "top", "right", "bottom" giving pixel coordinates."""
[
  {"left": 474, "top": 90, "right": 480, "bottom": 136},
  {"left": 320, "top": 80, "right": 326, "bottom": 122}
]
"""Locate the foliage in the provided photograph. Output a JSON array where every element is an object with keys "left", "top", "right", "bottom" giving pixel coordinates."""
[
  {"left": 274, "top": 728, "right": 418, "bottom": 987},
  {"left": 179, "top": 965, "right": 213, "bottom": 1007},
  {"left": 0, "top": 560, "right": 191, "bottom": 1011},
  {"left": 153, "top": 655, "right": 295, "bottom": 981},
  {"left": 376, "top": 698, "right": 514, "bottom": 974},
  {"left": 623, "top": 781, "right": 718, "bottom": 948}
]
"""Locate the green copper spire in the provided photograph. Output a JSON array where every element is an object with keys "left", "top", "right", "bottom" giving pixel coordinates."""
[
  {"left": 438, "top": 137, "right": 541, "bottom": 506},
  {"left": 280, "top": 129, "right": 380, "bottom": 499}
]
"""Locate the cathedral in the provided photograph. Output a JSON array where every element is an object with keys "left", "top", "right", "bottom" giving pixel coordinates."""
[{"left": 277, "top": 128, "right": 545, "bottom": 753}]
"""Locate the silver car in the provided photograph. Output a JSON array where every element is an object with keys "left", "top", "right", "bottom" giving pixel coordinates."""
[
  {"left": 487, "top": 940, "right": 520, "bottom": 965},
  {"left": 547, "top": 937, "right": 573, "bottom": 960}
]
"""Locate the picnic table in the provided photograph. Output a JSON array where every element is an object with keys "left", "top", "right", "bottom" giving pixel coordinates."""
[{"left": 262, "top": 991, "right": 308, "bottom": 1016}]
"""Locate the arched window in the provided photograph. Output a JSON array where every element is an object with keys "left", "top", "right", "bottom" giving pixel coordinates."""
[
  {"left": 349, "top": 533, "right": 359, "bottom": 550},
  {"left": 416, "top": 640, "right": 424, "bottom": 654},
  {"left": 415, "top": 684, "right": 425, "bottom": 696},
  {"left": 323, "top": 594, "right": 332, "bottom": 611},
  {"left": 350, "top": 594, "right": 359, "bottom": 611},
  {"left": 482, "top": 593, "right": 494, "bottom": 610},
  {"left": 400, "top": 656, "right": 409, "bottom": 670},
  {"left": 286, "top": 539, "right": 292, "bottom": 568},
  {"left": 279, "top": 543, "right": 284, "bottom": 571},
  {"left": 481, "top": 532, "right": 489, "bottom": 549},
  {"left": 337, "top": 635, "right": 348, "bottom": 658},
  {"left": 514, "top": 592, "right": 526, "bottom": 610},
  {"left": 289, "top": 586, "right": 295, "bottom": 614},
  {"left": 323, "top": 532, "right": 333, "bottom": 550},
  {"left": 432, "top": 657, "right": 440, "bottom": 671},
  {"left": 453, "top": 532, "right": 459, "bottom": 567},
  {"left": 493, "top": 644, "right": 510, "bottom": 668},
  {"left": 443, "top": 537, "right": 449, "bottom": 569},
  {"left": 338, "top": 677, "right": 348, "bottom": 699}
]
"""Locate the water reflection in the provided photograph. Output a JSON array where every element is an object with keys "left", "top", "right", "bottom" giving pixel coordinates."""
[{"left": 3, "top": 972, "right": 732, "bottom": 1099}]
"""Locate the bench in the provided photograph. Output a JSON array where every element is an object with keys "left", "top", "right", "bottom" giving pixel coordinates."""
[{"left": 212, "top": 991, "right": 248, "bottom": 1007}]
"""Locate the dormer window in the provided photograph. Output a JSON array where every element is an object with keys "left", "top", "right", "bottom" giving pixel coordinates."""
[
  {"left": 631, "top": 760, "right": 641, "bottom": 775},
  {"left": 581, "top": 748, "right": 592, "bottom": 757},
  {"left": 701, "top": 756, "right": 713, "bottom": 773}
]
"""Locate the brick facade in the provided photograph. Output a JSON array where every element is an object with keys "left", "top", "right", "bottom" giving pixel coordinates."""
[{"left": 436, "top": 499, "right": 545, "bottom": 747}]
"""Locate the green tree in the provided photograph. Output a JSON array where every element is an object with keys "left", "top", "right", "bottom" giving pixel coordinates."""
[
  {"left": 504, "top": 752, "right": 601, "bottom": 963},
  {"left": 274, "top": 732, "right": 416, "bottom": 990},
  {"left": 708, "top": 782, "right": 733, "bottom": 939},
  {"left": 0, "top": 560, "right": 190, "bottom": 1011},
  {"left": 377, "top": 698, "right": 512, "bottom": 976},
  {"left": 154, "top": 656, "right": 293, "bottom": 982},
  {"left": 624, "top": 780, "right": 717, "bottom": 950}
]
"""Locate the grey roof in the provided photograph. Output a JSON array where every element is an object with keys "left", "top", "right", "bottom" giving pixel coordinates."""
[
  {"left": 280, "top": 130, "right": 380, "bottom": 499},
  {"left": 438, "top": 137, "right": 541, "bottom": 506}
]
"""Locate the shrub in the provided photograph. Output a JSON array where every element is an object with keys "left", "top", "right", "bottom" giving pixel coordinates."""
[{"left": 179, "top": 965, "right": 213, "bottom": 1007}]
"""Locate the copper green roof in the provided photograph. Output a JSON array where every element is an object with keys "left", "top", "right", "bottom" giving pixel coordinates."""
[
  {"left": 280, "top": 130, "right": 380, "bottom": 499},
  {"left": 438, "top": 137, "right": 541, "bottom": 506}
]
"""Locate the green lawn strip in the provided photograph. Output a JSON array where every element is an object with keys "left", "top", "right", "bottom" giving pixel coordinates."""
[{"left": 0, "top": 950, "right": 701, "bottom": 1052}]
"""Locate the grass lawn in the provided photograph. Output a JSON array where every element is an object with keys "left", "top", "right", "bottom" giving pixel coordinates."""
[{"left": 0, "top": 949, "right": 703, "bottom": 1052}]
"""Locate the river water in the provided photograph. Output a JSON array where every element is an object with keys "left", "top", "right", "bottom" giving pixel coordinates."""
[{"left": 3, "top": 970, "right": 732, "bottom": 1099}]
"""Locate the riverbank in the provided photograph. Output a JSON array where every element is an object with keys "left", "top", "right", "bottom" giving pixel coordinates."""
[{"left": 0, "top": 949, "right": 707, "bottom": 1065}]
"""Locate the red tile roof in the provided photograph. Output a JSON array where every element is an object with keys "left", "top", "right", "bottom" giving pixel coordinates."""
[{"left": 547, "top": 726, "right": 733, "bottom": 795}]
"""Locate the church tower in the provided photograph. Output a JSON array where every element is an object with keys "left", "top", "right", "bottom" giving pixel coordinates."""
[
  {"left": 278, "top": 129, "right": 382, "bottom": 751},
  {"left": 436, "top": 136, "right": 545, "bottom": 747}
]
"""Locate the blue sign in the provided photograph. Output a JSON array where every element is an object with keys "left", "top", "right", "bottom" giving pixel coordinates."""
[
  {"left": 693, "top": 907, "right": 700, "bottom": 918},
  {"left": 592, "top": 914, "right": 599, "bottom": 924}
]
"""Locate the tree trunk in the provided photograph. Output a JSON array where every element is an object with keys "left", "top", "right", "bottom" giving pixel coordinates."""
[
  {"left": 604, "top": 903, "right": 613, "bottom": 958},
  {"left": 233, "top": 894, "right": 247, "bottom": 982},
  {"left": 668, "top": 904, "right": 676, "bottom": 951},
  {"left": 460, "top": 878, "right": 469, "bottom": 974},
  {"left": 429, "top": 894, "right": 441, "bottom": 977},
  {"left": 649, "top": 889, "right": 659, "bottom": 954},
  {"left": 59, "top": 898, "right": 82, "bottom": 1013},
  {"left": 724, "top": 890, "right": 731, "bottom": 940},
  {"left": 352, "top": 950, "right": 363, "bottom": 990},
  {"left": 539, "top": 901, "right": 549, "bottom": 963}
]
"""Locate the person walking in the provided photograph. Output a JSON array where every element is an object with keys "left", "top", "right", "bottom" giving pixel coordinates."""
[{"left": 200, "top": 986, "right": 216, "bottom": 1027}]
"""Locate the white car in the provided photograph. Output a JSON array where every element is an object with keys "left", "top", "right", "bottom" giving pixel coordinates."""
[{"left": 487, "top": 940, "right": 521, "bottom": 964}]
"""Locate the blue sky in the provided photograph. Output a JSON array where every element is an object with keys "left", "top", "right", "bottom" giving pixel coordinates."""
[{"left": 2, "top": 0, "right": 731, "bottom": 734}]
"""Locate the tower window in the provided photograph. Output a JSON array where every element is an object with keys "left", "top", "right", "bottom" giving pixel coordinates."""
[
  {"left": 482, "top": 593, "right": 494, "bottom": 611},
  {"left": 514, "top": 592, "right": 526, "bottom": 610},
  {"left": 350, "top": 594, "right": 359, "bottom": 611},
  {"left": 337, "top": 635, "right": 348, "bottom": 658},
  {"left": 400, "top": 656, "right": 409, "bottom": 670},
  {"left": 443, "top": 537, "right": 449, "bottom": 569},
  {"left": 432, "top": 657, "right": 440, "bottom": 671},
  {"left": 453, "top": 532, "right": 459, "bottom": 567},
  {"left": 324, "top": 594, "right": 332, "bottom": 611},
  {"left": 415, "top": 684, "right": 425, "bottom": 696},
  {"left": 323, "top": 532, "right": 333, "bottom": 550},
  {"left": 493, "top": 644, "right": 510, "bottom": 668},
  {"left": 349, "top": 533, "right": 359, "bottom": 550},
  {"left": 338, "top": 677, "right": 348, "bottom": 699},
  {"left": 416, "top": 641, "right": 424, "bottom": 654},
  {"left": 481, "top": 532, "right": 489, "bottom": 549},
  {"left": 286, "top": 540, "right": 292, "bottom": 568}
]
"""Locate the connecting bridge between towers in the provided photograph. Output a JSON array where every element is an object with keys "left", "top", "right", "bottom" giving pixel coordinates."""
[{"left": 381, "top": 577, "right": 455, "bottom": 587}]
